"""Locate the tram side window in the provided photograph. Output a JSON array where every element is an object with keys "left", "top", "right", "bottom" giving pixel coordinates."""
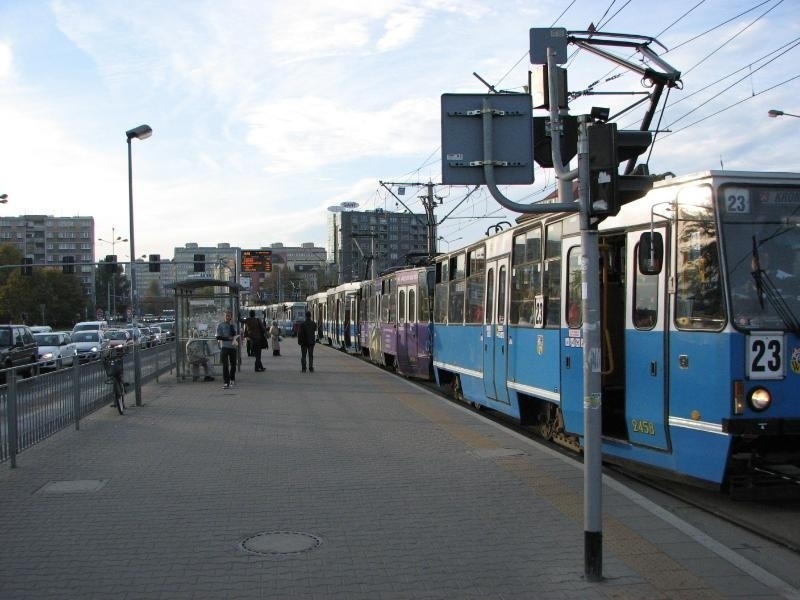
[
  {"left": 418, "top": 271, "right": 431, "bottom": 322},
  {"left": 566, "top": 247, "right": 582, "bottom": 328},
  {"left": 675, "top": 205, "right": 725, "bottom": 330},
  {"left": 511, "top": 227, "right": 542, "bottom": 325},
  {"left": 408, "top": 289, "right": 416, "bottom": 322},
  {"left": 465, "top": 246, "right": 485, "bottom": 323},
  {"left": 388, "top": 279, "right": 397, "bottom": 324},
  {"left": 398, "top": 290, "right": 406, "bottom": 324},
  {"left": 448, "top": 253, "right": 466, "bottom": 323},
  {"left": 633, "top": 244, "right": 658, "bottom": 330},
  {"left": 544, "top": 221, "right": 562, "bottom": 327},
  {"left": 434, "top": 260, "right": 448, "bottom": 323},
  {"left": 498, "top": 265, "right": 507, "bottom": 324}
]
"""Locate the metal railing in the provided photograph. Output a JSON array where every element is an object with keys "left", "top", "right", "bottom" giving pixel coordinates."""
[{"left": 0, "top": 344, "right": 175, "bottom": 466}]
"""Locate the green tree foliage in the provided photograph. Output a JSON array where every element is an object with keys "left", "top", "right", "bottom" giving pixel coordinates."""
[{"left": 0, "top": 244, "right": 90, "bottom": 327}]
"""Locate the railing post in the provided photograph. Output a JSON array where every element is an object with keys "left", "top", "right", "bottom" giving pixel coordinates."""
[
  {"left": 72, "top": 357, "right": 81, "bottom": 430},
  {"left": 8, "top": 368, "right": 18, "bottom": 468}
]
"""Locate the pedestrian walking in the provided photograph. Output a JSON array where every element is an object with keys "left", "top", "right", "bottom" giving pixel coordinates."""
[
  {"left": 243, "top": 309, "right": 267, "bottom": 371},
  {"left": 297, "top": 311, "right": 317, "bottom": 372},
  {"left": 269, "top": 320, "right": 281, "bottom": 356},
  {"left": 216, "top": 310, "right": 239, "bottom": 389}
]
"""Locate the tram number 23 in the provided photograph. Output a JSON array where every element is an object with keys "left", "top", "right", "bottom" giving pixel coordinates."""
[{"left": 747, "top": 334, "right": 784, "bottom": 379}]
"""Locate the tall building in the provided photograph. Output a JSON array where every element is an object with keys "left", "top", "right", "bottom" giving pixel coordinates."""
[
  {"left": 328, "top": 209, "right": 430, "bottom": 283},
  {"left": 0, "top": 214, "right": 95, "bottom": 298},
  {"left": 172, "top": 243, "right": 241, "bottom": 283}
]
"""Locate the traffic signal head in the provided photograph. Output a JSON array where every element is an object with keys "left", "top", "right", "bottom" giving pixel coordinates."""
[
  {"left": 105, "top": 255, "right": 118, "bottom": 273},
  {"left": 149, "top": 254, "right": 161, "bottom": 272},
  {"left": 193, "top": 253, "right": 205, "bottom": 272},
  {"left": 587, "top": 122, "right": 653, "bottom": 218}
]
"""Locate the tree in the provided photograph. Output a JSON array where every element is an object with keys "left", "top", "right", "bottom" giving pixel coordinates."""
[
  {"left": 94, "top": 259, "right": 130, "bottom": 319},
  {"left": 0, "top": 260, "right": 89, "bottom": 328}
]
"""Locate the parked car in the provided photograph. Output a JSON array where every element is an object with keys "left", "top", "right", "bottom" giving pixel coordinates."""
[
  {"left": 30, "top": 325, "right": 53, "bottom": 334},
  {"left": 72, "top": 320, "right": 109, "bottom": 335},
  {"left": 138, "top": 326, "right": 153, "bottom": 348},
  {"left": 34, "top": 331, "right": 78, "bottom": 370},
  {"left": 0, "top": 324, "right": 39, "bottom": 381},
  {"left": 105, "top": 329, "right": 133, "bottom": 354},
  {"left": 72, "top": 330, "right": 109, "bottom": 363},
  {"left": 158, "top": 321, "right": 176, "bottom": 342},
  {"left": 149, "top": 325, "right": 164, "bottom": 345}
]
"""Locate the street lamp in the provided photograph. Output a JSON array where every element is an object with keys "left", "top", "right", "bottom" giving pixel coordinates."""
[
  {"left": 768, "top": 109, "right": 800, "bottom": 119},
  {"left": 0, "top": 194, "right": 7, "bottom": 204},
  {"left": 98, "top": 227, "right": 128, "bottom": 320},
  {"left": 126, "top": 123, "right": 152, "bottom": 407}
]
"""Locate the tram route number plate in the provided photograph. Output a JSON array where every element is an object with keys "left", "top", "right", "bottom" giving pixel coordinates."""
[{"left": 747, "top": 333, "right": 785, "bottom": 380}]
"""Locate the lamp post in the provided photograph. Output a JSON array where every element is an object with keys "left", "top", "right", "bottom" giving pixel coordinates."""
[
  {"left": 0, "top": 194, "right": 8, "bottom": 204},
  {"left": 768, "top": 109, "right": 800, "bottom": 119},
  {"left": 98, "top": 227, "right": 128, "bottom": 320},
  {"left": 126, "top": 124, "right": 152, "bottom": 407}
]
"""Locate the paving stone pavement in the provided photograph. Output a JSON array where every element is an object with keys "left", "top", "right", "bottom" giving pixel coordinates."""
[{"left": 1, "top": 343, "right": 798, "bottom": 599}]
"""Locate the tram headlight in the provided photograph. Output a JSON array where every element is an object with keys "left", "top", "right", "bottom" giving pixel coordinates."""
[{"left": 747, "top": 387, "right": 772, "bottom": 412}]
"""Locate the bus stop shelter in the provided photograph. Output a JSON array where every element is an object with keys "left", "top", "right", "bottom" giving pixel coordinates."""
[{"left": 170, "top": 277, "right": 241, "bottom": 382}]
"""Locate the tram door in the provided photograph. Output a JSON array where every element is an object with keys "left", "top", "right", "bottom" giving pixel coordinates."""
[
  {"left": 623, "top": 228, "right": 669, "bottom": 449},
  {"left": 396, "top": 284, "right": 418, "bottom": 372},
  {"left": 482, "top": 258, "right": 511, "bottom": 404}
]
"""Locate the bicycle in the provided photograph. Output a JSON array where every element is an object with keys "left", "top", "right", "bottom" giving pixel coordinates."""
[{"left": 103, "top": 351, "right": 125, "bottom": 415}]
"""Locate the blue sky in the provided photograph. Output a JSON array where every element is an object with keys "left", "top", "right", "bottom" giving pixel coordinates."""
[{"left": 0, "top": 0, "right": 798, "bottom": 260}]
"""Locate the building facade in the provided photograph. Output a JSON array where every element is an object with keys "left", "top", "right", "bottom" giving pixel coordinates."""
[
  {"left": 0, "top": 214, "right": 96, "bottom": 298},
  {"left": 328, "top": 209, "right": 430, "bottom": 283},
  {"left": 243, "top": 242, "right": 328, "bottom": 304}
]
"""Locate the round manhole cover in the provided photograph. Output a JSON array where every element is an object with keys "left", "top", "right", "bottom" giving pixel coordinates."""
[{"left": 240, "top": 531, "right": 321, "bottom": 556}]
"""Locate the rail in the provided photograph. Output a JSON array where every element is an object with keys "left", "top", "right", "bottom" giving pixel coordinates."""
[{"left": 0, "top": 344, "right": 176, "bottom": 466}]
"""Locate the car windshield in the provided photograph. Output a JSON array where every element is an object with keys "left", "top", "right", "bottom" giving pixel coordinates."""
[
  {"left": 106, "top": 331, "right": 126, "bottom": 340},
  {"left": 74, "top": 332, "right": 99, "bottom": 342},
  {"left": 0, "top": 330, "right": 11, "bottom": 345},
  {"left": 35, "top": 334, "right": 60, "bottom": 346}
]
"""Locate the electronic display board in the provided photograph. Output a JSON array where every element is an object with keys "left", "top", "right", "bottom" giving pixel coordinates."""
[{"left": 241, "top": 249, "right": 272, "bottom": 273}]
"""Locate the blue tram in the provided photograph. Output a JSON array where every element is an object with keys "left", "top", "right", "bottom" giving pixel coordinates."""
[
  {"left": 431, "top": 170, "right": 800, "bottom": 488},
  {"left": 308, "top": 170, "right": 799, "bottom": 489}
]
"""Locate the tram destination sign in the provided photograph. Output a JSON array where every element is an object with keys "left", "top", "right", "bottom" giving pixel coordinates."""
[{"left": 241, "top": 249, "right": 272, "bottom": 273}]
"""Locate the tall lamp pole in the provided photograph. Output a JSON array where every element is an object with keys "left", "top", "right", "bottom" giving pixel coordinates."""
[{"left": 126, "top": 124, "right": 152, "bottom": 407}]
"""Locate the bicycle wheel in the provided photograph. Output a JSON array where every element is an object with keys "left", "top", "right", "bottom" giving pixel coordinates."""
[{"left": 114, "top": 379, "right": 125, "bottom": 415}]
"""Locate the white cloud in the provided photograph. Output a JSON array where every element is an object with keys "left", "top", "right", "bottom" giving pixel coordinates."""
[
  {"left": 243, "top": 95, "right": 439, "bottom": 173},
  {"left": 0, "top": 41, "right": 12, "bottom": 80}
]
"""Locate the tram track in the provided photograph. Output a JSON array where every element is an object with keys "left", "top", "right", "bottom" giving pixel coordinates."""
[
  {"left": 350, "top": 351, "right": 800, "bottom": 558},
  {"left": 338, "top": 346, "right": 800, "bottom": 560}
]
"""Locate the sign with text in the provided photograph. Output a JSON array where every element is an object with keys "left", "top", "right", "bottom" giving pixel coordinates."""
[{"left": 241, "top": 249, "right": 272, "bottom": 273}]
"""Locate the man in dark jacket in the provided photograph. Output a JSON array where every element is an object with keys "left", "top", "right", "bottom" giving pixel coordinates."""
[
  {"left": 243, "top": 309, "right": 266, "bottom": 372},
  {"left": 297, "top": 311, "right": 317, "bottom": 373}
]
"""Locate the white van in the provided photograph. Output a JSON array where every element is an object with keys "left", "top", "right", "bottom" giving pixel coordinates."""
[{"left": 72, "top": 320, "right": 109, "bottom": 334}]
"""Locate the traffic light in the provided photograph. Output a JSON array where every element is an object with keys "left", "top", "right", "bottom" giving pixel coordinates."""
[
  {"left": 21, "top": 257, "right": 33, "bottom": 276},
  {"left": 587, "top": 122, "right": 653, "bottom": 218},
  {"left": 105, "top": 254, "right": 118, "bottom": 273},
  {"left": 149, "top": 254, "right": 161, "bottom": 272},
  {"left": 62, "top": 256, "right": 75, "bottom": 274},
  {"left": 193, "top": 253, "right": 205, "bottom": 272}
]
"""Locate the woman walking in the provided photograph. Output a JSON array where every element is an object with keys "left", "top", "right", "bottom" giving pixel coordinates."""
[{"left": 269, "top": 320, "right": 281, "bottom": 356}]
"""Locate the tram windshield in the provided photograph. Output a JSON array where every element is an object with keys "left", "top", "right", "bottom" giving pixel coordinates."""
[{"left": 719, "top": 184, "right": 800, "bottom": 332}]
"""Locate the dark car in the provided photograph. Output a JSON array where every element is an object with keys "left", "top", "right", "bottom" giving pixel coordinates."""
[{"left": 0, "top": 324, "right": 39, "bottom": 381}]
